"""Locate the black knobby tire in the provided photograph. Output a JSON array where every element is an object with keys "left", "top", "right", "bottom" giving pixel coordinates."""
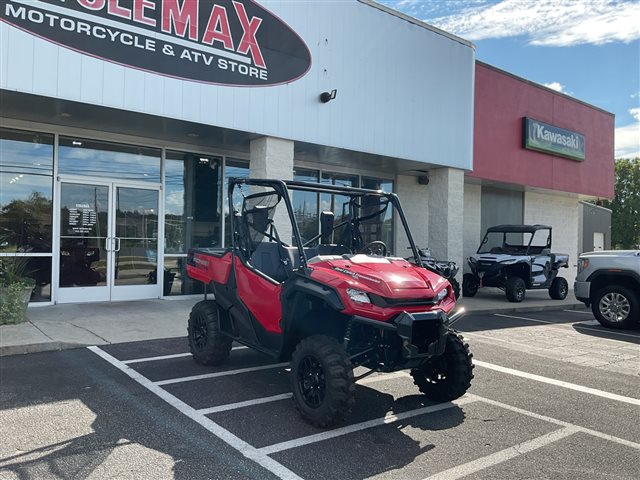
[
  {"left": 549, "top": 277, "right": 568, "bottom": 300},
  {"left": 505, "top": 276, "right": 526, "bottom": 303},
  {"left": 290, "top": 335, "right": 355, "bottom": 428},
  {"left": 450, "top": 277, "right": 461, "bottom": 300},
  {"left": 411, "top": 331, "right": 474, "bottom": 402},
  {"left": 462, "top": 273, "right": 478, "bottom": 297},
  {"left": 188, "top": 300, "right": 233, "bottom": 366},
  {"left": 591, "top": 285, "right": 639, "bottom": 330}
]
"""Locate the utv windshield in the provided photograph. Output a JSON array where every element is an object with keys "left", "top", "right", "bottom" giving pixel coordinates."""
[{"left": 478, "top": 229, "right": 551, "bottom": 255}]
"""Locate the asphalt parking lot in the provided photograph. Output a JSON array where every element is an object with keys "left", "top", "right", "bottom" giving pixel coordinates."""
[{"left": 2, "top": 307, "right": 639, "bottom": 479}]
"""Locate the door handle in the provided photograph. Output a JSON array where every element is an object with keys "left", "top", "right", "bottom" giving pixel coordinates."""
[
  {"left": 114, "top": 237, "right": 121, "bottom": 252},
  {"left": 105, "top": 237, "right": 112, "bottom": 252}
]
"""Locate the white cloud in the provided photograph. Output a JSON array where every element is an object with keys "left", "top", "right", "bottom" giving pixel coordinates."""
[
  {"left": 424, "top": 0, "right": 640, "bottom": 47},
  {"left": 543, "top": 82, "right": 570, "bottom": 94},
  {"left": 615, "top": 122, "right": 640, "bottom": 159},
  {"left": 630, "top": 107, "right": 640, "bottom": 121}
]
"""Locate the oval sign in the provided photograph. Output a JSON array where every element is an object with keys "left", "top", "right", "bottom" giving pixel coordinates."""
[{"left": 1, "top": 0, "right": 312, "bottom": 86}]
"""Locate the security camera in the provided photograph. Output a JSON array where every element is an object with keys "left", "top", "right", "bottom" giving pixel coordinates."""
[{"left": 417, "top": 175, "right": 429, "bottom": 185}]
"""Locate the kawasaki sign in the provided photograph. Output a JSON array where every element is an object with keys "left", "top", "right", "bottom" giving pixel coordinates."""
[
  {"left": 0, "top": 0, "right": 312, "bottom": 86},
  {"left": 523, "top": 117, "right": 585, "bottom": 161}
]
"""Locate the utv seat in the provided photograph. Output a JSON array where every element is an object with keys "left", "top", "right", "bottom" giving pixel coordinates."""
[{"left": 249, "top": 243, "right": 301, "bottom": 282}]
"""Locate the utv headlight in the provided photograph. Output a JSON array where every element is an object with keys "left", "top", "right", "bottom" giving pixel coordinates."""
[
  {"left": 347, "top": 288, "right": 371, "bottom": 304},
  {"left": 435, "top": 288, "right": 448, "bottom": 302}
]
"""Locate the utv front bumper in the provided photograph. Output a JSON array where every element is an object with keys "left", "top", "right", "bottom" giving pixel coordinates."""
[{"left": 352, "top": 309, "right": 464, "bottom": 360}]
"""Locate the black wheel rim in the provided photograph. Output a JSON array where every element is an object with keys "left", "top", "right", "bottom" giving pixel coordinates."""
[
  {"left": 422, "top": 357, "right": 448, "bottom": 383},
  {"left": 191, "top": 315, "right": 208, "bottom": 351},
  {"left": 297, "top": 355, "right": 326, "bottom": 408}
]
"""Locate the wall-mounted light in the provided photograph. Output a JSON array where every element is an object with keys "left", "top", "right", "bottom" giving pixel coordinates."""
[{"left": 319, "top": 89, "right": 337, "bottom": 103}]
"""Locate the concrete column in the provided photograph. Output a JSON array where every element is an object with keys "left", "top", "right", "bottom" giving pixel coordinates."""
[
  {"left": 463, "top": 183, "right": 482, "bottom": 273},
  {"left": 249, "top": 136, "right": 294, "bottom": 242},
  {"left": 395, "top": 174, "right": 429, "bottom": 256},
  {"left": 427, "top": 167, "right": 465, "bottom": 269}
]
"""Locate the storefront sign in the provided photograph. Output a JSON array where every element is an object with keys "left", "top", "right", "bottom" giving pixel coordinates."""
[
  {"left": 1, "top": 0, "right": 311, "bottom": 86},
  {"left": 522, "top": 117, "right": 585, "bottom": 161}
]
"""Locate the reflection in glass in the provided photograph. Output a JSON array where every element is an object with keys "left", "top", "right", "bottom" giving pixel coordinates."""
[
  {"left": 0, "top": 128, "right": 54, "bottom": 175},
  {"left": 163, "top": 257, "right": 204, "bottom": 296},
  {"left": 165, "top": 151, "right": 222, "bottom": 254},
  {"left": 0, "top": 173, "right": 53, "bottom": 253},
  {"left": 0, "top": 128, "right": 53, "bottom": 253},
  {"left": 59, "top": 183, "right": 108, "bottom": 287},
  {"left": 115, "top": 187, "right": 158, "bottom": 286},
  {"left": 223, "top": 159, "right": 249, "bottom": 247},
  {"left": 58, "top": 137, "right": 160, "bottom": 182},
  {"left": 293, "top": 168, "right": 319, "bottom": 244},
  {"left": 321, "top": 172, "right": 359, "bottom": 244},
  {"left": 361, "top": 177, "right": 394, "bottom": 253}
]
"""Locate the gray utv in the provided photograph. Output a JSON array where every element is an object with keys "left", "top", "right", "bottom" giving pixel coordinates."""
[{"left": 463, "top": 225, "right": 569, "bottom": 303}]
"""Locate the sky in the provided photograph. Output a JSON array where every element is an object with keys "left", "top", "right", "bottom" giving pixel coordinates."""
[{"left": 381, "top": 0, "right": 640, "bottom": 159}]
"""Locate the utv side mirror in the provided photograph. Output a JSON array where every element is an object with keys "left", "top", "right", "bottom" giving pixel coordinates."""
[{"left": 320, "top": 211, "right": 335, "bottom": 243}]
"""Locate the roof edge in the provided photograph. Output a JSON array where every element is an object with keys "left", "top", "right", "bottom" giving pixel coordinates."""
[
  {"left": 358, "top": 0, "right": 475, "bottom": 50},
  {"left": 476, "top": 61, "right": 614, "bottom": 117}
]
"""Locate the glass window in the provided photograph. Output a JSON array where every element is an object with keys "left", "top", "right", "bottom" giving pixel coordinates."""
[
  {"left": 321, "top": 172, "right": 359, "bottom": 244},
  {"left": 361, "top": 177, "right": 394, "bottom": 253},
  {"left": 164, "top": 151, "right": 222, "bottom": 254},
  {"left": 58, "top": 137, "right": 161, "bottom": 182},
  {"left": 163, "top": 257, "right": 203, "bottom": 296},
  {"left": 0, "top": 129, "right": 54, "bottom": 253},
  {"left": 0, "top": 128, "right": 54, "bottom": 302},
  {"left": 292, "top": 168, "right": 319, "bottom": 244},
  {"left": 223, "top": 159, "right": 249, "bottom": 247},
  {"left": 0, "top": 129, "right": 53, "bottom": 175}
]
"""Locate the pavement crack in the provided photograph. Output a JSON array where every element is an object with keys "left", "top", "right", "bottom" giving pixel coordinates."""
[
  {"left": 68, "top": 321, "right": 111, "bottom": 344},
  {"left": 28, "top": 321, "right": 54, "bottom": 341}
]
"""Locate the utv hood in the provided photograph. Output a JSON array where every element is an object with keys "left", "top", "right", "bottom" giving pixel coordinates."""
[{"left": 308, "top": 254, "right": 447, "bottom": 298}]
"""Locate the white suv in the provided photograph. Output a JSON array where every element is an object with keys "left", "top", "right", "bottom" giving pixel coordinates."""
[{"left": 575, "top": 250, "right": 640, "bottom": 329}]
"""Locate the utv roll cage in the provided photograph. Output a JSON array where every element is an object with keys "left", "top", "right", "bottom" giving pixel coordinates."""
[
  {"left": 228, "top": 178, "right": 425, "bottom": 270},
  {"left": 478, "top": 224, "right": 552, "bottom": 256}
]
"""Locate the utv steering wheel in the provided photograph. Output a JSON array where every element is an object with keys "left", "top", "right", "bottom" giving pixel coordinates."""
[{"left": 358, "top": 241, "right": 388, "bottom": 256}]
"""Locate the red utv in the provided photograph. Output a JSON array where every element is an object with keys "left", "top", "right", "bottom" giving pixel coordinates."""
[{"left": 186, "top": 178, "right": 473, "bottom": 427}]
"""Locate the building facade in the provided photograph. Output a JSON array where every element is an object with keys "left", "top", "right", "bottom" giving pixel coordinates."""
[
  {"left": 465, "top": 62, "right": 614, "bottom": 283},
  {"left": 0, "top": 1, "right": 613, "bottom": 305}
]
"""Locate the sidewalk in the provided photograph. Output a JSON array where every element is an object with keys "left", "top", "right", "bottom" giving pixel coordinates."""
[{"left": 0, "top": 291, "right": 584, "bottom": 356}]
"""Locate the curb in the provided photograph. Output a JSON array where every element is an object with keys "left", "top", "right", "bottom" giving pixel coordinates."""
[
  {"left": 0, "top": 341, "right": 90, "bottom": 357},
  {"left": 460, "top": 302, "right": 585, "bottom": 316}
]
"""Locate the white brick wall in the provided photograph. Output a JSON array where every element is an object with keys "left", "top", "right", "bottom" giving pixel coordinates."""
[
  {"left": 524, "top": 192, "right": 579, "bottom": 285},
  {"left": 463, "top": 183, "right": 482, "bottom": 273},
  {"left": 395, "top": 175, "right": 429, "bottom": 256}
]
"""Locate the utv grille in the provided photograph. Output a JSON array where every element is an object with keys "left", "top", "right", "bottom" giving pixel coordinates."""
[{"left": 369, "top": 294, "right": 436, "bottom": 308}]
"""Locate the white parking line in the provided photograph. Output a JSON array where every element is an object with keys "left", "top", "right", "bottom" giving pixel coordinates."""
[
  {"left": 475, "top": 360, "right": 640, "bottom": 406},
  {"left": 472, "top": 394, "right": 640, "bottom": 451},
  {"left": 155, "top": 362, "right": 289, "bottom": 386},
  {"left": 258, "top": 396, "right": 477, "bottom": 455},
  {"left": 88, "top": 346, "right": 304, "bottom": 480},
  {"left": 198, "top": 393, "right": 294, "bottom": 415},
  {"left": 123, "top": 346, "right": 248, "bottom": 365},
  {"left": 424, "top": 427, "right": 579, "bottom": 480},
  {"left": 196, "top": 371, "right": 412, "bottom": 415},
  {"left": 494, "top": 313, "right": 640, "bottom": 340}
]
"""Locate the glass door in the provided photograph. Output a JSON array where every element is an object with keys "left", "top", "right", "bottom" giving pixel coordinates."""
[
  {"left": 110, "top": 185, "right": 159, "bottom": 301},
  {"left": 56, "top": 180, "right": 160, "bottom": 303}
]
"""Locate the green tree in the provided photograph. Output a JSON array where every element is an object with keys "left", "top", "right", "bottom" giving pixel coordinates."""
[{"left": 603, "top": 158, "right": 640, "bottom": 249}]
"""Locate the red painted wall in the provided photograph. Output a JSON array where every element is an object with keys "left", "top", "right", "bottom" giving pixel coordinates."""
[{"left": 471, "top": 62, "right": 614, "bottom": 198}]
